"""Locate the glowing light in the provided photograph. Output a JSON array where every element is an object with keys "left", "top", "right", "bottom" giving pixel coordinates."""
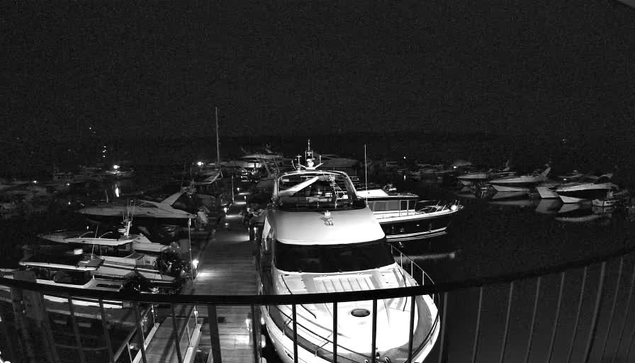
[
  {"left": 223, "top": 207, "right": 229, "bottom": 213},
  {"left": 196, "top": 161, "right": 204, "bottom": 167},
  {"left": 450, "top": 204, "right": 458, "bottom": 211},
  {"left": 115, "top": 187, "right": 120, "bottom": 198},
  {"left": 192, "top": 259, "right": 199, "bottom": 269},
  {"left": 113, "top": 164, "right": 120, "bottom": 170},
  {"left": 260, "top": 335, "right": 267, "bottom": 348},
  {"left": 32, "top": 180, "right": 37, "bottom": 184}
]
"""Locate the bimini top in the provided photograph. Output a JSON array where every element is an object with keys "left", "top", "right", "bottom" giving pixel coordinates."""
[
  {"left": 268, "top": 207, "right": 385, "bottom": 245},
  {"left": 273, "top": 169, "right": 366, "bottom": 211}
]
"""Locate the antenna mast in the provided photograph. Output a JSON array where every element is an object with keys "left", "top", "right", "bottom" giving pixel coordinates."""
[
  {"left": 215, "top": 107, "right": 220, "bottom": 165},
  {"left": 364, "top": 144, "right": 368, "bottom": 190}
]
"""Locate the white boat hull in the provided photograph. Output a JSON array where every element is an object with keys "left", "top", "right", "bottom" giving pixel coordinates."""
[
  {"left": 536, "top": 186, "right": 559, "bottom": 199},
  {"left": 492, "top": 184, "right": 531, "bottom": 192}
]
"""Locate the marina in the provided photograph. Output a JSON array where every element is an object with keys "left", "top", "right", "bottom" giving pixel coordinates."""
[{"left": 3, "top": 1, "right": 635, "bottom": 362}]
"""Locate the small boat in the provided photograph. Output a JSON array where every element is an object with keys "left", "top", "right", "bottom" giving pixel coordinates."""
[
  {"left": 592, "top": 189, "right": 630, "bottom": 207},
  {"left": 357, "top": 188, "right": 463, "bottom": 241},
  {"left": 79, "top": 191, "right": 200, "bottom": 225},
  {"left": 38, "top": 222, "right": 186, "bottom": 294},
  {"left": 555, "top": 173, "right": 618, "bottom": 204},
  {"left": 489, "top": 166, "right": 551, "bottom": 192},
  {"left": 2, "top": 254, "right": 141, "bottom": 308}
]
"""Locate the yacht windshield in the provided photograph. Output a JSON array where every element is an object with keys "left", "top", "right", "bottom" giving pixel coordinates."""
[
  {"left": 274, "top": 239, "right": 394, "bottom": 273},
  {"left": 277, "top": 173, "right": 364, "bottom": 211}
]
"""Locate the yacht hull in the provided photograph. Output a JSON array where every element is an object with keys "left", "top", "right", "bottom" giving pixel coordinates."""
[{"left": 379, "top": 214, "right": 453, "bottom": 241}]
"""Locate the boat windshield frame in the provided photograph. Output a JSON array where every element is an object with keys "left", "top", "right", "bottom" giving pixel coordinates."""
[
  {"left": 274, "top": 171, "right": 365, "bottom": 211},
  {"left": 273, "top": 238, "right": 395, "bottom": 273}
]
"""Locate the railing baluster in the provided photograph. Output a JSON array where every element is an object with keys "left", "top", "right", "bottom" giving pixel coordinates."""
[
  {"left": 583, "top": 261, "right": 607, "bottom": 363},
  {"left": 566, "top": 266, "right": 589, "bottom": 363},
  {"left": 207, "top": 304, "right": 222, "bottom": 363},
  {"left": 251, "top": 305, "right": 259, "bottom": 363},
  {"left": 611, "top": 261, "right": 635, "bottom": 363},
  {"left": 407, "top": 295, "right": 416, "bottom": 360},
  {"left": 332, "top": 302, "right": 338, "bottom": 362},
  {"left": 599, "top": 257, "right": 624, "bottom": 361},
  {"left": 292, "top": 304, "right": 298, "bottom": 363},
  {"left": 437, "top": 292, "right": 448, "bottom": 363},
  {"left": 499, "top": 282, "right": 514, "bottom": 363},
  {"left": 471, "top": 287, "right": 483, "bottom": 363},
  {"left": 546, "top": 272, "right": 566, "bottom": 363},
  {"left": 133, "top": 302, "right": 148, "bottom": 363},
  {"left": 171, "top": 304, "right": 184, "bottom": 363},
  {"left": 66, "top": 296, "right": 86, "bottom": 363},
  {"left": 523, "top": 277, "right": 542, "bottom": 363},
  {"left": 371, "top": 298, "right": 378, "bottom": 363},
  {"left": 37, "top": 292, "right": 60, "bottom": 363},
  {"left": 98, "top": 299, "right": 115, "bottom": 363}
]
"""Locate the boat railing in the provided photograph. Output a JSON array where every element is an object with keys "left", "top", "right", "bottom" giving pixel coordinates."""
[{"left": 3, "top": 243, "right": 635, "bottom": 363}]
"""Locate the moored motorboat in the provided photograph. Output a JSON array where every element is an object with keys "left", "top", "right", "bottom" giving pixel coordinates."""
[
  {"left": 555, "top": 173, "right": 618, "bottom": 204},
  {"left": 257, "top": 143, "right": 440, "bottom": 363},
  {"left": 488, "top": 166, "right": 551, "bottom": 192},
  {"left": 37, "top": 223, "right": 186, "bottom": 294},
  {"left": 357, "top": 188, "right": 462, "bottom": 241}
]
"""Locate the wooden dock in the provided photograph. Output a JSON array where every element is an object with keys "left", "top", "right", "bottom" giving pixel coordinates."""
[{"left": 144, "top": 203, "right": 259, "bottom": 363}]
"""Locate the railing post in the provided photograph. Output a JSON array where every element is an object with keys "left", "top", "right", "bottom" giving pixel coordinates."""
[
  {"left": 207, "top": 304, "right": 222, "bottom": 363},
  {"left": 292, "top": 304, "right": 298, "bottom": 363},
  {"left": 371, "top": 298, "right": 378, "bottom": 363},
  {"left": 566, "top": 266, "right": 589, "bottom": 363},
  {"left": 583, "top": 261, "right": 607, "bottom": 363},
  {"left": 251, "top": 305, "right": 259, "bottom": 363},
  {"left": 611, "top": 263, "right": 635, "bottom": 363},
  {"left": 499, "top": 282, "right": 514, "bottom": 363},
  {"left": 332, "top": 301, "right": 338, "bottom": 362},
  {"left": 407, "top": 295, "right": 416, "bottom": 360},
  {"left": 437, "top": 292, "right": 448, "bottom": 363},
  {"left": 523, "top": 277, "right": 541, "bottom": 363},
  {"left": 133, "top": 302, "right": 148, "bottom": 363},
  {"left": 98, "top": 299, "right": 115, "bottom": 363},
  {"left": 171, "top": 304, "right": 184, "bottom": 363},
  {"left": 599, "top": 257, "right": 624, "bottom": 361},
  {"left": 67, "top": 297, "right": 87, "bottom": 363},
  {"left": 546, "top": 272, "right": 566, "bottom": 363},
  {"left": 471, "top": 286, "right": 483, "bottom": 363}
]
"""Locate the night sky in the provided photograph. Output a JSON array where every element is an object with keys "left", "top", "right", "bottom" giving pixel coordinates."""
[{"left": 2, "top": 1, "right": 634, "bottom": 142}]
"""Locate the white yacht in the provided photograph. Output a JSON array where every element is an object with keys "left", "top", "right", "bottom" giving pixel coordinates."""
[
  {"left": 488, "top": 167, "right": 551, "bottom": 192},
  {"left": 78, "top": 190, "right": 200, "bottom": 224},
  {"left": 1, "top": 254, "right": 135, "bottom": 308},
  {"left": 257, "top": 144, "right": 440, "bottom": 363},
  {"left": 555, "top": 173, "right": 618, "bottom": 204},
  {"left": 357, "top": 188, "right": 462, "bottom": 241},
  {"left": 38, "top": 222, "right": 185, "bottom": 293}
]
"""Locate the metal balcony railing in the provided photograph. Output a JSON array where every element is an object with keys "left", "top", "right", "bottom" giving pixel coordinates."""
[{"left": 2, "top": 243, "right": 635, "bottom": 363}]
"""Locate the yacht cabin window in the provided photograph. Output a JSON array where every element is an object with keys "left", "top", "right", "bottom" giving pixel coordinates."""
[{"left": 273, "top": 239, "right": 394, "bottom": 273}]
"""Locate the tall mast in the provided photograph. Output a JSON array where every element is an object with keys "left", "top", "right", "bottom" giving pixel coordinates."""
[
  {"left": 215, "top": 107, "right": 220, "bottom": 165},
  {"left": 364, "top": 144, "right": 368, "bottom": 190}
]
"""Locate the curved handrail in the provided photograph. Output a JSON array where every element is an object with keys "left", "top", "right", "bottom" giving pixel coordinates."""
[{"left": 2, "top": 240, "right": 634, "bottom": 305}]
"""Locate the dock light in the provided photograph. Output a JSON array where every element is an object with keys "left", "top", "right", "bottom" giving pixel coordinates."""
[
  {"left": 32, "top": 180, "right": 37, "bottom": 184},
  {"left": 115, "top": 186, "right": 120, "bottom": 198},
  {"left": 261, "top": 335, "right": 267, "bottom": 349},
  {"left": 113, "top": 164, "right": 120, "bottom": 170},
  {"left": 192, "top": 259, "right": 199, "bottom": 269},
  {"left": 197, "top": 161, "right": 204, "bottom": 167},
  {"left": 450, "top": 204, "right": 458, "bottom": 211},
  {"left": 223, "top": 206, "right": 229, "bottom": 213}
]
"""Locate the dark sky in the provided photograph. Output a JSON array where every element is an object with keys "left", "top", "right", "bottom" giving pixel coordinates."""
[{"left": 2, "top": 1, "right": 634, "bottom": 142}]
